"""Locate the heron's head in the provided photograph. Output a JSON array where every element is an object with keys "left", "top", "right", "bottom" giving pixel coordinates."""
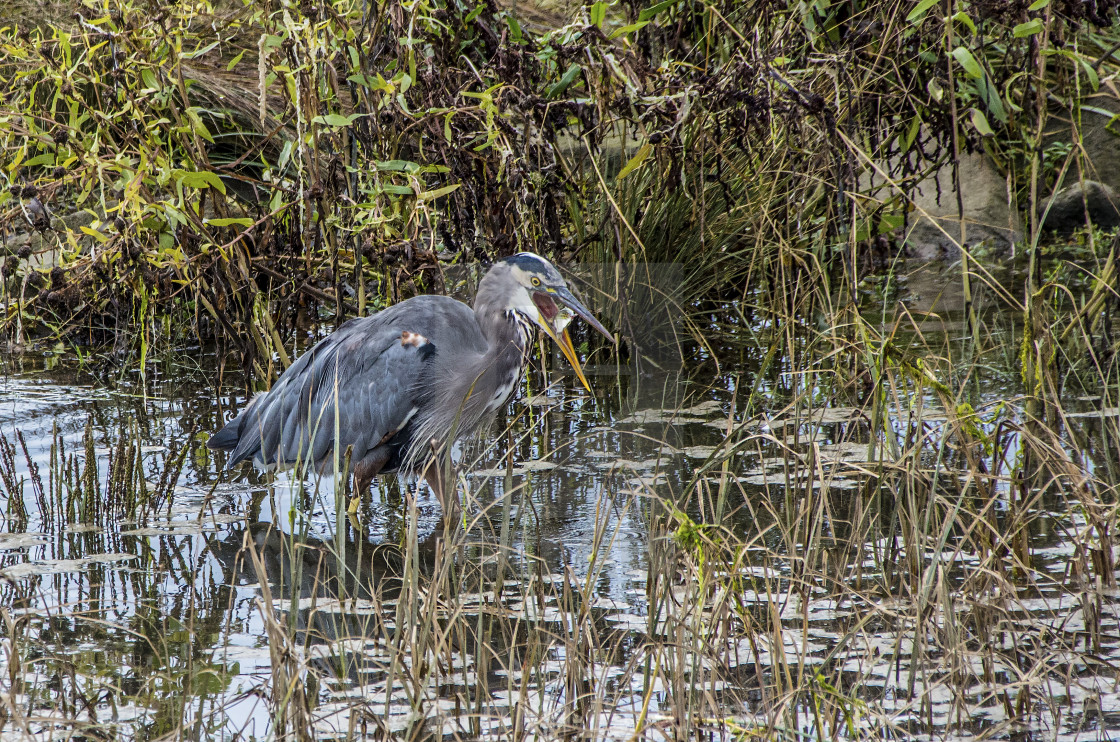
[{"left": 489, "top": 252, "right": 614, "bottom": 391}]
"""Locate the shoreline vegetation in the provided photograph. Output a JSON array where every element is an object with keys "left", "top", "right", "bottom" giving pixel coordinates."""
[
  {"left": 0, "top": 1, "right": 1115, "bottom": 367},
  {"left": 1, "top": 1, "right": 1119, "bottom": 740}
]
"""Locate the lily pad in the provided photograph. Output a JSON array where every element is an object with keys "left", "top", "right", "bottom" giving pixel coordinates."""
[
  {"left": 0, "top": 552, "right": 136, "bottom": 578},
  {"left": 0, "top": 533, "right": 49, "bottom": 550}
]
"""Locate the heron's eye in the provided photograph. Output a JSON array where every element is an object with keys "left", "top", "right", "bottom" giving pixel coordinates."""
[{"left": 531, "top": 277, "right": 541, "bottom": 287}]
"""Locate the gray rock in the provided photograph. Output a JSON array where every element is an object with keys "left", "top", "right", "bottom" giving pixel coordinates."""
[
  {"left": 901, "top": 151, "right": 1021, "bottom": 260},
  {"left": 858, "top": 142, "right": 1022, "bottom": 262},
  {"left": 1039, "top": 90, "right": 1120, "bottom": 232},
  {"left": 1041, "top": 180, "right": 1120, "bottom": 233},
  {"left": 876, "top": 89, "right": 1120, "bottom": 260},
  {"left": 1056, "top": 92, "right": 1120, "bottom": 196},
  {"left": 1, "top": 232, "right": 31, "bottom": 257}
]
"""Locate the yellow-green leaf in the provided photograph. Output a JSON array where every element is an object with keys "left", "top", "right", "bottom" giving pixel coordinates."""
[
  {"left": 505, "top": 14, "right": 523, "bottom": 43},
  {"left": 639, "top": 0, "right": 678, "bottom": 21},
  {"left": 80, "top": 226, "right": 109, "bottom": 243},
  {"left": 1080, "top": 57, "right": 1100, "bottom": 92},
  {"left": 374, "top": 160, "right": 420, "bottom": 173},
  {"left": 906, "top": 0, "right": 939, "bottom": 23},
  {"left": 952, "top": 47, "right": 983, "bottom": 79},
  {"left": 1058, "top": 49, "right": 1100, "bottom": 92},
  {"left": 902, "top": 116, "right": 922, "bottom": 151},
  {"left": 418, "top": 183, "right": 461, "bottom": 202},
  {"left": 616, "top": 142, "right": 652, "bottom": 181},
  {"left": 206, "top": 217, "right": 254, "bottom": 227},
  {"left": 226, "top": 49, "right": 246, "bottom": 71},
  {"left": 969, "top": 108, "right": 994, "bottom": 136},
  {"left": 24, "top": 153, "right": 55, "bottom": 168},
  {"left": 185, "top": 108, "right": 214, "bottom": 143},
  {"left": 547, "top": 64, "right": 583, "bottom": 99},
  {"left": 590, "top": 1, "right": 607, "bottom": 27},
  {"left": 347, "top": 74, "right": 391, "bottom": 92},
  {"left": 183, "top": 40, "right": 219, "bottom": 59},
  {"left": 951, "top": 11, "right": 976, "bottom": 36},
  {"left": 610, "top": 20, "right": 650, "bottom": 39},
  {"left": 313, "top": 113, "right": 360, "bottom": 128},
  {"left": 176, "top": 170, "right": 226, "bottom": 194}
]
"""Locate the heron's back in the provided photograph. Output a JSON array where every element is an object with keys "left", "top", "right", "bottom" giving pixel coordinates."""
[{"left": 208, "top": 295, "right": 489, "bottom": 473}]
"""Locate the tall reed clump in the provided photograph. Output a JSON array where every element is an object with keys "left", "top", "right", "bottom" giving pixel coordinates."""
[
  {"left": 567, "top": 3, "right": 1120, "bottom": 571},
  {"left": 3, "top": 0, "right": 1117, "bottom": 383},
  {"left": 573, "top": 1, "right": 1120, "bottom": 364},
  {"left": 218, "top": 351, "right": 1116, "bottom": 739},
  {"left": 0, "top": 420, "right": 185, "bottom": 530},
  {"left": 0, "top": 419, "right": 219, "bottom": 740}
]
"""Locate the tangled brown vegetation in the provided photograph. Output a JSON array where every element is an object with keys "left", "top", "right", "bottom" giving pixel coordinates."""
[{"left": 0, "top": 0, "right": 1118, "bottom": 382}]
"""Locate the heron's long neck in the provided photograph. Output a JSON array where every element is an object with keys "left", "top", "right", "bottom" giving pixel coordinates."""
[
  {"left": 409, "top": 296, "right": 531, "bottom": 468},
  {"left": 469, "top": 283, "right": 533, "bottom": 412},
  {"left": 475, "top": 304, "right": 531, "bottom": 380}
]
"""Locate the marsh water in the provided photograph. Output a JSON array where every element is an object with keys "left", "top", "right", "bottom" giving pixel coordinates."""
[{"left": 1, "top": 259, "right": 1119, "bottom": 741}]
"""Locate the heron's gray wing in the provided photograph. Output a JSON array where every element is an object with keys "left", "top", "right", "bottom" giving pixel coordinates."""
[
  {"left": 210, "top": 315, "right": 435, "bottom": 472},
  {"left": 294, "top": 326, "right": 436, "bottom": 469}
]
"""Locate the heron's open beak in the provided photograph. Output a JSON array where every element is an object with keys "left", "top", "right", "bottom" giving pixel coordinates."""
[{"left": 534, "top": 287, "right": 614, "bottom": 392}]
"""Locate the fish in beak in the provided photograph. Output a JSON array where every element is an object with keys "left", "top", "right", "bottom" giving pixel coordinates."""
[{"left": 531, "top": 287, "right": 614, "bottom": 392}]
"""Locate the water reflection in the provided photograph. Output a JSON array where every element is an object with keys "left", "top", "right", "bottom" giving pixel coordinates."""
[
  {"left": 1, "top": 265, "right": 1119, "bottom": 740},
  {"left": 0, "top": 348, "right": 689, "bottom": 738}
]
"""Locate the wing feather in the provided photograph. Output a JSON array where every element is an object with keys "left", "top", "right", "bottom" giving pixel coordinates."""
[
  {"left": 211, "top": 314, "right": 435, "bottom": 473},
  {"left": 210, "top": 295, "right": 483, "bottom": 475}
]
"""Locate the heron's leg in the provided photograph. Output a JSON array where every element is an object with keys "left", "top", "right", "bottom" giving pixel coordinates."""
[
  {"left": 422, "top": 441, "right": 457, "bottom": 515},
  {"left": 350, "top": 449, "right": 390, "bottom": 515}
]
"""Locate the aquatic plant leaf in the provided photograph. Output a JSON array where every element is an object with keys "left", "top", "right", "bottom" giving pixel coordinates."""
[
  {"left": 0, "top": 533, "right": 49, "bottom": 550},
  {"left": 616, "top": 143, "right": 652, "bottom": 181},
  {"left": 906, "top": 0, "right": 940, "bottom": 23},
  {"left": 952, "top": 47, "right": 984, "bottom": 78}
]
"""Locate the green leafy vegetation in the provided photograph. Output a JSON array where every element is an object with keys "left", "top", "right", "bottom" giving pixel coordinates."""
[{"left": 3, "top": 0, "right": 1116, "bottom": 368}]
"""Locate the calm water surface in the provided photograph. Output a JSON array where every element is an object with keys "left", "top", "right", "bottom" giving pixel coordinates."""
[{"left": 1, "top": 259, "right": 1118, "bottom": 740}]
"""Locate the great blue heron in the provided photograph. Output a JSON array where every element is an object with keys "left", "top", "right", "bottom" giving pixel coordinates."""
[{"left": 208, "top": 252, "right": 613, "bottom": 510}]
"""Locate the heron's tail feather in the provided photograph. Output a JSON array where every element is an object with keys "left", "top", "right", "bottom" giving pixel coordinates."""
[
  {"left": 208, "top": 393, "right": 269, "bottom": 468},
  {"left": 207, "top": 422, "right": 241, "bottom": 451}
]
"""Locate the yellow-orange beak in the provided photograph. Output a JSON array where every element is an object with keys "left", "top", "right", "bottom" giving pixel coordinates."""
[
  {"left": 534, "top": 286, "right": 614, "bottom": 392},
  {"left": 540, "top": 322, "right": 592, "bottom": 391}
]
